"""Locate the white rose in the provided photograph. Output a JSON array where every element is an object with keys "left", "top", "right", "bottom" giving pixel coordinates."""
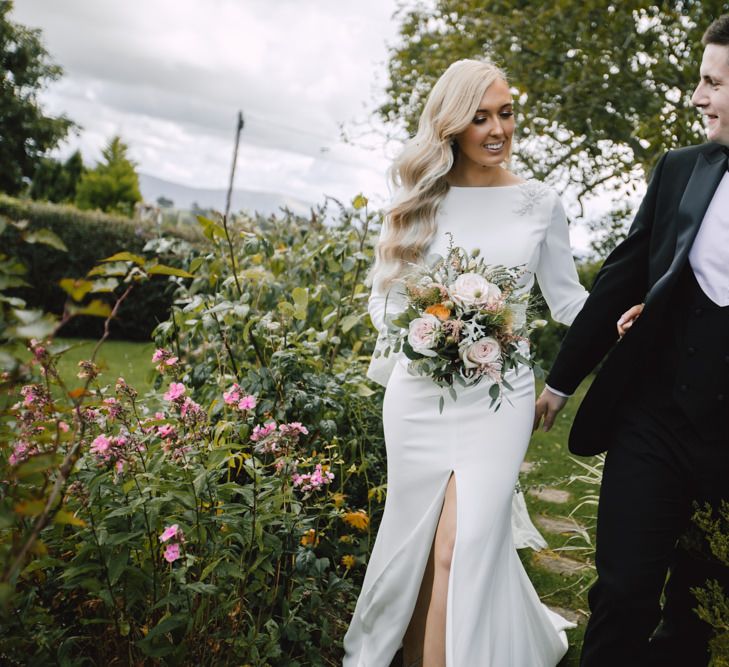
[
  {"left": 461, "top": 337, "right": 503, "bottom": 377},
  {"left": 449, "top": 273, "right": 501, "bottom": 309},
  {"left": 407, "top": 314, "right": 441, "bottom": 357}
]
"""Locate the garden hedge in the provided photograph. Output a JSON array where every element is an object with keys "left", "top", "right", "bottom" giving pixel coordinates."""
[{"left": 0, "top": 195, "right": 196, "bottom": 340}]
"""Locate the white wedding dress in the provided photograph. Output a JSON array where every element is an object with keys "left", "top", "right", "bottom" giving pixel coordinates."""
[{"left": 343, "top": 182, "right": 589, "bottom": 667}]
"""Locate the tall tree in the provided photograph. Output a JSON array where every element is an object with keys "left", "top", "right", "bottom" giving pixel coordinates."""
[
  {"left": 75, "top": 136, "right": 142, "bottom": 217},
  {"left": 29, "top": 150, "right": 85, "bottom": 203},
  {"left": 0, "top": 1, "right": 73, "bottom": 195},
  {"left": 382, "top": 1, "right": 727, "bottom": 206}
]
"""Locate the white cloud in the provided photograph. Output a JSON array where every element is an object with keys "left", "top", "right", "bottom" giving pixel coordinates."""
[{"left": 11, "top": 0, "right": 402, "bottom": 205}]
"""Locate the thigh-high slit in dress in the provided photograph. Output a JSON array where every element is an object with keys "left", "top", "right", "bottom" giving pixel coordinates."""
[{"left": 343, "top": 181, "right": 589, "bottom": 667}]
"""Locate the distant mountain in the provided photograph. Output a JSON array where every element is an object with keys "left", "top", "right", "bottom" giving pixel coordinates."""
[{"left": 138, "top": 173, "right": 312, "bottom": 217}]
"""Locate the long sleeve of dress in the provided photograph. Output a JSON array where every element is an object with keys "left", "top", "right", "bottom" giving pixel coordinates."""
[
  {"left": 535, "top": 193, "right": 589, "bottom": 326},
  {"left": 366, "top": 280, "right": 407, "bottom": 387}
]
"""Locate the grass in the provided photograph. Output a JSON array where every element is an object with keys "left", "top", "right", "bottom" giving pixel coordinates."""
[
  {"left": 52, "top": 338, "right": 157, "bottom": 392},
  {"left": 522, "top": 378, "right": 600, "bottom": 666}
]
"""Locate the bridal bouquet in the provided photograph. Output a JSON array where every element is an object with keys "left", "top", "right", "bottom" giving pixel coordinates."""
[{"left": 381, "top": 237, "right": 539, "bottom": 410}]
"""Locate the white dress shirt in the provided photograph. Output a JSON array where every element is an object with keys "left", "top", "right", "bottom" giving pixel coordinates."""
[{"left": 688, "top": 169, "right": 729, "bottom": 306}]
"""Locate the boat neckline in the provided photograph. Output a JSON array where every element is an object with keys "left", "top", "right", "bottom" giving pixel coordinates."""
[{"left": 448, "top": 180, "right": 530, "bottom": 190}]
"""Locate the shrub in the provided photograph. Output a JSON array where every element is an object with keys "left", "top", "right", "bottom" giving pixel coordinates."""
[
  {"left": 0, "top": 198, "right": 388, "bottom": 665},
  {"left": 0, "top": 195, "right": 197, "bottom": 340}
]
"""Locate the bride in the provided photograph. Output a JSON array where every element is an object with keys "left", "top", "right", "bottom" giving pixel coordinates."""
[{"left": 343, "top": 59, "right": 588, "bottom": 667}]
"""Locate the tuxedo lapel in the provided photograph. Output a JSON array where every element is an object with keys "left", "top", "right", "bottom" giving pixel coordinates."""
[
  {"left": 669, "top": 149, "right": 726, "bottom": 273},
  {"left": 647, "top": 147, "right": 727, "bottom": 302}
]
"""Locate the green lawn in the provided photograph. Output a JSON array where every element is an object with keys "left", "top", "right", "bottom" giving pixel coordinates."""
[{"left": 52, "top": 338, "right": 157, "bottom": 392}]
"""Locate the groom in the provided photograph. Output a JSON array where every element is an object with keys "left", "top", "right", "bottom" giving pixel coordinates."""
[{"left": 534, "top": 14, "right": 729, "bottom": 667}]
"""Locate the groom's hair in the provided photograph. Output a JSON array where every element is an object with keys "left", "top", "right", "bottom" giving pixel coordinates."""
[{"left": 703, "top": 14, "right": 729, "bottom": 48}]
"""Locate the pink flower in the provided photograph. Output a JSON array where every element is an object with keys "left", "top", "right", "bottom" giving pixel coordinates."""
[
  {"left": 90, "top": 435, "right": 112, "bottom": 456},
  {"left": 407, "top": 315, "right": 441, "bottom": 357},
  {"left": 115, "top": 460, "right": 125, "bottom": 474},
  {"left": 279, "top": 422, "right": 308, "bottom": 436},
  {"left": 449, "top": 273, "right": 501, "bottom": 309},
  {"left": 8, "top": 441, "right": 29, "bottom": 466},
  {"left": 237, "top": 395, "right": 257, "bottom": 411},
  {"left": 461, "top": 337, "right": 503, "bottom": 381},
  {"left": 163, "top": 543, "right": 180, "bottom": 563},
  {"left": 152, "top": 349, "right": 166, "bottom": 362},
  {"left": 158, "top": 424, "right": 176, "bottom": 438},
  {"left": 291, "top": 464, "right": 335, "bottom": 492},
  {"left": 58, "top": 421, "right": 70, "bottom": 433},
  {"left": 164, "top": 382, "right": 186, "bottom": 402},
  {"left": 154, "top": 412, "right": 165, "bottom": 420},
  {"left": 159, "top": 524, "right": 179, "bottom": 542},
  {"left": 250, "top": 421, "right": 277, "bottom": 442},
  {"left": 223, "top": 384, "right": 241, "bottom": 405},
  {"left": 20, "top": 385, "right": 37, "bottom": 407},
  {"left": 165, "top": 357, "right": 178, "bottom": 366},
  {"left": 180, "top": 397, "right": 202, "bottom": 417}
]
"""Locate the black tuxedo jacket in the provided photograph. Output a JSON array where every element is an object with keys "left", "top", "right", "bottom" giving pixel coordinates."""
[{"left": 547, "top": 142, "right": 728, "bottom": 456}]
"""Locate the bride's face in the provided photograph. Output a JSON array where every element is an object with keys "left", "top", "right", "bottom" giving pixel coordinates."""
[{"left": 453, "top": 78, "right": 515, "bottom": 169}]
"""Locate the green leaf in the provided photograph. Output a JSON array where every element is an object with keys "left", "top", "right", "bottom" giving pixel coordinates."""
[
  {"left": 108, "top": 549, "right": 129, "bottom": 585},
  {"left": 23, "top": 228, "right": 68, "bottom": 251},
  {"left": 356, "top": 383, "right": 375, "bottom": 397},
  {"left": 102, "top": 251, "right": 146, "bottom": 265},
  {"left": 13, "top": 499, "right": 47, "bottom": 516},
  {"left": 14, "top": 454, "right": 59, "bottom": 479},
  {"left": 146, "top": 264, "right": 194, "bottom": 278},
  {"left": 69, "top": 299, "right": 112, "bottom": 318},
  {"left": 196, "top": 215, "right": 226, "bottom": 240},
  {"left": 59, "top": 278, "right": 94, "bottom": 302},
  {"left": 292, "top": 287, "right": 308, "bottom": 320},
  {"left": 52, "top": 509, "right": 86, "bottom": 527},
  {"left": 91, "top": 277, "right": 120, "bottom": 293},
  {"left": 340, "top": 313, "right": 361, "bottom": 333},
  {"left": 87, "top": 261, "right": 130, "bottom": 277}
]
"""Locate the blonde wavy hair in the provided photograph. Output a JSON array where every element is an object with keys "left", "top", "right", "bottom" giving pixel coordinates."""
[{"left": 370, "top": 59, "right": 509, "bottom": 291}]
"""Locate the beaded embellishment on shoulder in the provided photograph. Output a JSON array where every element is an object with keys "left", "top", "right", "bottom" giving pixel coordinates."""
[{"left": 513, "top": 180, "right": 550, "bottom": 216}]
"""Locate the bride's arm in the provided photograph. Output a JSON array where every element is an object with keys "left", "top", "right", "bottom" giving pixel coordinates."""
[{"left": 534, "top": 192, "right": 589, "bottom": 326}]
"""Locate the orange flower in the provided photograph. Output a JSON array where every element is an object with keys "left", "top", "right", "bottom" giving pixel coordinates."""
[
  {"left": 341, "top": 554, "right": 356, "bottom": 569},
  {"left": 425, "top": 304, "right": 451, "bottom": 321},
  {"left": 332, "top": 492, "right": 347, "bottom": 508},
  {"left": 343, "top": 510, "right": 370, "bottom": 531},
  {"left": 300, "top": 528, "right": 319, "bottom": 547}
]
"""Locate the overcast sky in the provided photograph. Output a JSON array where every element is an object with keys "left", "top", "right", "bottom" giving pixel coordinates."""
[{"left": 12, "top": 0, "right": 403, "bottom": 207}]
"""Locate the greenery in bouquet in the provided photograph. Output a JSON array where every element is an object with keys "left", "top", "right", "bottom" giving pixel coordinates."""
[{"left": 381, "top": 236, "right": 541, "bottom": 410}]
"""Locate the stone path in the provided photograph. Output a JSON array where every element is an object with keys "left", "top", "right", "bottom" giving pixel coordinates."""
[
  {"left": 533, "top": 550, "right": 589, "bottom": 575},
  {"left": 528, "top": 486, "right": 572, "bottom": 504},
  {"left": 535, "top": 515, "right": 585, "bottom": 536}
]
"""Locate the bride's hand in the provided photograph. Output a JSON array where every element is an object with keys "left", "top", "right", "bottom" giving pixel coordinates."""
[
  {"left": 617, "top": 303, "right": 644, "bottom": 338},
  {"left": 533, "top": 388, "right": 568, "bottom": 433}
]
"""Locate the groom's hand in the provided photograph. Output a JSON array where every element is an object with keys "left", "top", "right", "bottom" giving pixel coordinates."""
[{"left": 533, "top": 387, "right": 568, "bottom": 432}]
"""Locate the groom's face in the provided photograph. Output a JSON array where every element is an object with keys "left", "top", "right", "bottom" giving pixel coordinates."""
[{"left": 692, "top": 43, "right": 729, "bottom": 146}]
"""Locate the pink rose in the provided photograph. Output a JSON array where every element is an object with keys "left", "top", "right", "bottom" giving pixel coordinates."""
[
  {"left": 449, "top": 273, "right": 501, "bottom": 309},
  {"left": 407, "top": 314, "right": 441, "bottom": 357},
  {"left": 461, "top": 337, "right": 503, "bottom": 378}
]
